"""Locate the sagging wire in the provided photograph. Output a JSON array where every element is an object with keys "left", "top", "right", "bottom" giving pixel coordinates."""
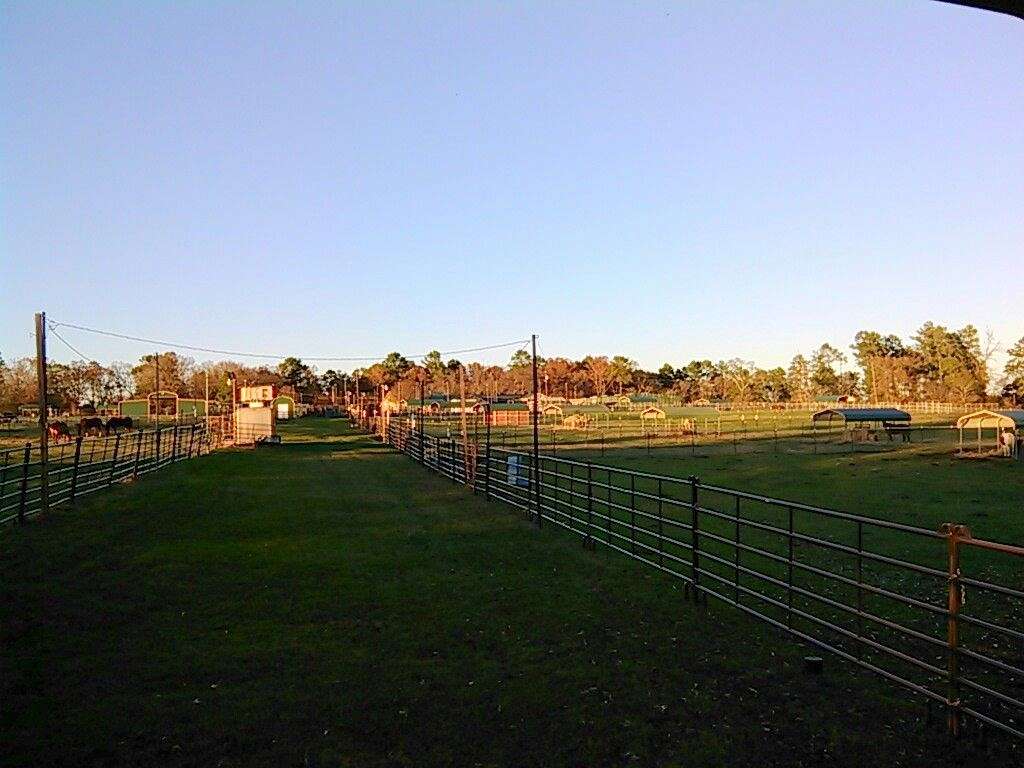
[
  {"left": 47, "top": 319, "right": 531, "bottom": 364},
  {"left": 47, "top": 322, "right": 92, "bottom": 363}
]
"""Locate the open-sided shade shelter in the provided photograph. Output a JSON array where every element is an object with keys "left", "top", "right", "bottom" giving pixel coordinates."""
[
  {"left": 955, "top": 410, "right": 1023, "bottom": 457},
  {"left": 812, "top": 408, "right": 912, "bottom": 444},
  {"left": 812, "top": 408, "right": 911, "bottom": 424}
]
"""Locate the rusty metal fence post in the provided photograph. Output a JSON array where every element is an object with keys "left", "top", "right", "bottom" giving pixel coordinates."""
[{"left": 941, "top": 522, "right": 969, "bottom": 737}]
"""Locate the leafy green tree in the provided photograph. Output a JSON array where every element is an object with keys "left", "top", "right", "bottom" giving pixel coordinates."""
[
  {"left": 656, "top": 364, "right": 677, "bottom": 391},
  {"left": 676, "top": 360, "right": 718, "bottom": 401},
  {"left": 320, "top": 369, "right": 345, "bottom": 393},
  {"left": 719, "top": 359, "right": 757, "bottom": 401},
  {"left": 380, "top": 352, "right": 412, "bottom": 381},
  {"left": 912, "top": 322, "right": 987, "bottom": 402},
  {"left": 541, "top": 358, "right": 577, "bottom": 398},
  {"left": 508, "top": 349, "right": 532, "bottom": 369},
  {"left": 133, "top": 352, "right": 191, "bottom": 396},
  {"left": 277, "top": 357, "right": 319, "bottom": 395},
  {"left": 786, "top": 355, "right": 812, "bottom": 401},
  {"left": 852, "top": 331, "right": 908, "bottom": 399},
  {"left": 1004, "top": 337, "right": 1024, "bottom": 384},
  {"left": 757, "top": 367, "right": 789, "bottom": 402},
  {"left": 810, "top": 344, "right": 846, "bottom": 395},
  {"left": 422, "top": 351, "right": 445, "bottom": 385},
  {"left": 609, "top": 356, "right": 637, "bottom": 394},
  {"left": 581, "top": 356, "right": 612, "bottom": 396}
]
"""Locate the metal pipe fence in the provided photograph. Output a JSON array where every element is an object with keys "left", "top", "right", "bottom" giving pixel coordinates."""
[
  {"left": 379, "top": 417, "right": 1024, "bottom": 741},
  {"left": 0, "top": 424, "right": 210, "bottom": 525},
  {"left": 404, "top": 412, "right": 986, "bottom": 460}
]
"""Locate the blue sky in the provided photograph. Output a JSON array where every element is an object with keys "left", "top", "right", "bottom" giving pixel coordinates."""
[{"left": 2, "top": 2, "right": 1021, "bottom": 373}]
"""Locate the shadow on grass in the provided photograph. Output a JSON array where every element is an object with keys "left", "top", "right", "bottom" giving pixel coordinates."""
[{"left": 1, "top": 420, "right": 1017, "bottom": 768}]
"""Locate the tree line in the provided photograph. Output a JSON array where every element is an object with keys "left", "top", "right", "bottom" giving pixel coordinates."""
[
  {"left": 0, "top": 353, "right": 325, "bottom": 413},
  {"left": 355, "top": 324, "right": 1022, "bottom": 406},
  {"left": 2, "top": 322, "right": 1022, "bottom": 411}
]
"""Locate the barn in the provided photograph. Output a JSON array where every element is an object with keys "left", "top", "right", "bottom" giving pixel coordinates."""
[
  {"left": 271, "top": 394, "right": 296, "bottom": 420},
  {"left": 119, "top": 392, "right": 213, "bottom": 420}
]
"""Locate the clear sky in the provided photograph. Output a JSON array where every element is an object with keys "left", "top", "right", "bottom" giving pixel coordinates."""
[{"left": 2, "top": 2, "right": 1021, "bottom": 373}]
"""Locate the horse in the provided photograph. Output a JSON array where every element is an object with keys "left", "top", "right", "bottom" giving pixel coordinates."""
[
  {"left": 104, "top": 416, "right": 133, "bottom": 435},
  {"left": 78, "top": 417, "right": 105, "bottom": 437},
  {"left": 47, "top": 421, "right": 73, "bottom": 443}
]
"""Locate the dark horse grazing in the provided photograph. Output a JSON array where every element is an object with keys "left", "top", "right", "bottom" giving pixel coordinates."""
[
  {"left": 104, "top": 416, "right": 133, "bottom": 435},
  {"left": 47, "top": 421, "right": 73, "bottom": 443},
  {"left": 78, "top": 417, "right": 105, "bottom": 437}
]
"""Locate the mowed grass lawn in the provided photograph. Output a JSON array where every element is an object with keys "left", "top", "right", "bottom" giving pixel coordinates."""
[{"left": 1, "top": 420, "right": 1018, "bottom": 767}]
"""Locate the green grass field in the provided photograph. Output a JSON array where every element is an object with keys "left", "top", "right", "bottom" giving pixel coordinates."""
[
  {"left": 2, "top": 419, "right": 1019, "bottom": 766},
  {"left": 422, "top": 412, "right": 1022, "bottom": 543}
]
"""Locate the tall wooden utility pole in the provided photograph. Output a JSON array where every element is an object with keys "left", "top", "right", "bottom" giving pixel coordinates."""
[
  {"left": 154, "top": 353, "right": 160, "bottom": 428},
  {"left": 154, "top": 352, "right": 161, "bottom": 459},
  {"left": 459, "top": 364, "right": 471, "bottom": 484},
  {"left": 204, "top": 369, "right": 210, "bottom": 433},
  {"left": 531, "top": 334, "right": 540, "bottom": 526},
  {"left": 35, "top": 312, "right": 49, "bottom": 517}
]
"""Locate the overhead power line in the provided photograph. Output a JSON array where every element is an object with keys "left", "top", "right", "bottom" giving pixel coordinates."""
[
  {"left": 47, "top": 320, "right": 532, "bottom": 364},
  {"left": 47, "top": 323, "right": 92, "bottom": 363}
]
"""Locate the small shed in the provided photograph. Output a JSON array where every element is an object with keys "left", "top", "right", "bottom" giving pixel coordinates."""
[
  {"left": 120, "top": 391, "right": 182, "bottom": 419},
  {"left": 236, "top": 405, "right": 276, "bottom": 444},
  {"left": 955, "top": 410, "right": 1023, "bottom": 458},
  {"left": 272, "top": 394, "right": 296, "bottom": 420}
]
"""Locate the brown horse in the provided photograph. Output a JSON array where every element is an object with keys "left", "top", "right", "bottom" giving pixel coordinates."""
[
  {"left": 78, "top": 417, "right": 105, "bottom": 437},
  {"left": 47, "top": 420, "right": 73, "bottom": 443},
  {"left": 104, "top": 416, "right": 133, "bottom": 435}
]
